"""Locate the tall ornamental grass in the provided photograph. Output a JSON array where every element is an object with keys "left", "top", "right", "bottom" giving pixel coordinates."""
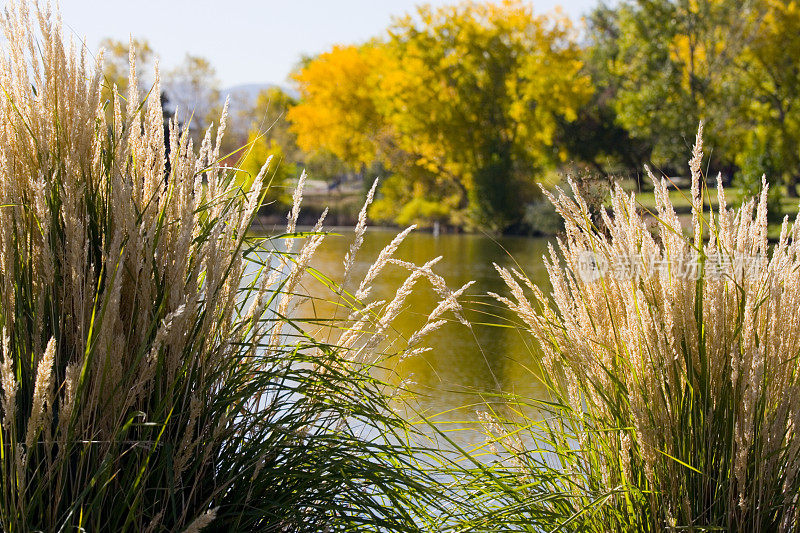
[
  {"left": 487, "top": 124, "right": 800, "bottom": 531},
  {"left": 0, "top": 2, "right": 473, "bottom": 530}
]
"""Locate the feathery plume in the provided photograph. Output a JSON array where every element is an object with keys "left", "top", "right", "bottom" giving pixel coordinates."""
[
  {"left": 343, "top": 178, "right": 378, "bottom": 284},
  {"left": 182, "top": 508, "right": 218, "bottom": 533},
  {"left": 356, "top": 225, "right": 417, "bottom": 300},
  {"left": 26, "top": 337, "right": 55, "bottom": 448},
  {"left": 1, "top": 328, "right": 17, "bottom": 431},
  {"left": 493, "top": 126, "right": 800, "bottom": 529}
]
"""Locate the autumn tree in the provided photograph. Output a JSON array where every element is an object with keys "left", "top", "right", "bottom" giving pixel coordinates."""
[
  {"left": 98, "top": 37, "right": 155, "bottom": 108},
  {"left": 288, "top": 2, "right": 591, "bottom": 231},
  {"left": 557, "top": 3, "right": 651, "bottom": 177},
  {"left": 380, "top": 2, "right": 591, "bottom": 230},
  {"left": 165, "top": 54, "right": 221, "bottom": 140},
  {"left": 249, "top": 87, "right": 302, "bottom": 162},
  {"left": 288, "top": 45, "right": 388, "bottom": 169},
  {"left": 239, "top": 87, "right": 301, "bottom": 206},
  {"left": 600, "top": 0, "right": 758, "bottom": 173},
  {"left": 732, "top": 0, "right": 800, "bottom": 195}
]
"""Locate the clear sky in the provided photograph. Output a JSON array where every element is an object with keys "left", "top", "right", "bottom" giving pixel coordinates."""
[{"left": 55, "top": 0, "right": 602, "bottom": 88}]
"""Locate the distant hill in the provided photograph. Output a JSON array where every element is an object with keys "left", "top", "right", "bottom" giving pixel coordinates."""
[
  {"left": 161, "top": 83, "right": 298, "bottom": 119},
  {"left": 221, "top": 83, "right": 299, "bottom": 114}
]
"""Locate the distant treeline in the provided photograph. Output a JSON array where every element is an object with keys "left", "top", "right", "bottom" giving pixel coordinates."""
[{"left": 104, "top": 0, "right": 800, "bottom": 233}]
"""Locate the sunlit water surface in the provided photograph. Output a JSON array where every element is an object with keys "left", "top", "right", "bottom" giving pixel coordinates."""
[{"left": 254, "top": 228, "right": 554, "bottom": 447}]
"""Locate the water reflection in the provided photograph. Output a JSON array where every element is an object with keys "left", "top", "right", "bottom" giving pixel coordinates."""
[{"left": 292, "top": 228, "right": 553, "bottom": 437}]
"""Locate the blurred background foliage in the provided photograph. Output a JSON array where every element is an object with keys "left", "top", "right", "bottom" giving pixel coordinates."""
[{"left": 104, "top": 0, "right": 800, "bottom": 233}]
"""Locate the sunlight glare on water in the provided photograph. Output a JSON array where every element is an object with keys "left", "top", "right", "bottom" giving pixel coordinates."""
[{"left": 268, "top": 228, "right": 555, "bottom": 444}]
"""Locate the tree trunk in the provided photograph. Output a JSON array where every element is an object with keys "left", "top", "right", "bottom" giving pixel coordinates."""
[{"left": 787, "top": 174, "right": 799, "bottom": 197}]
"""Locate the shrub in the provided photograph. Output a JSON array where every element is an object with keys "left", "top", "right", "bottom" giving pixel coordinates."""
[
  {"left": 0, "top": 2, "right": 470, "bottom": 530},
  {"left": 490, "top": 124, "right": 800, "bottom": 531},
  {"left": 736, "top": 132, "right": 783, "bottom": 222},
  {"left": 522, "top": 200, "right": 563, "bottom": 236}
]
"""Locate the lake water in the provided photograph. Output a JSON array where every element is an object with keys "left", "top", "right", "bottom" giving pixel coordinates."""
[{"left": 289, "top": 228, "right": 553, "bottom": 441}]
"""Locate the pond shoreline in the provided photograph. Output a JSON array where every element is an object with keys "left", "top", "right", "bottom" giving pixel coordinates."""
[{"left": 252, "top": 211, "right": 558, "bottom": 237}]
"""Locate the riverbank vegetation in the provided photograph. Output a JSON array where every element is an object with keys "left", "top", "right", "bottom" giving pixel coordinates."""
[
  {"left": 4, "top": 0, "right": 800, "bottom": 531},
  {"left": 0, "top": 3, "right": 478, "bottom": 529},
  {"left": 96, "top": 0, "right": 800, "bottom": 235},
  {"left": 486, "top": 127, "right": 800, "bottom": 530},
  {"left": 287, "top": 0, "right": 800, "bottom": 233}
]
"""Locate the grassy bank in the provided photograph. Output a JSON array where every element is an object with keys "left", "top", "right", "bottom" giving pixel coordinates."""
[
  {"left": 484, "top": 126, "right": 800, "bottom": 530},
  {"left": 0, "top": 3, "right": 479, "bottom": 530},
  {"left": 4, "top": 1, "right": 800, "bottom": 531}
]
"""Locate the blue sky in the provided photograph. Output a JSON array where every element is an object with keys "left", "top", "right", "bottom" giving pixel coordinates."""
[{"left": 57, "top": 0, "right": 603, "bottom": 87}]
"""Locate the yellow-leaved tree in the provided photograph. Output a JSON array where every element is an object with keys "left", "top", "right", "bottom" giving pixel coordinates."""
[
  {"left": 239, "top": 87, "right": 300, "bottom": 208},
  {"left": 733, "top": 0, "right": 800, "bottom": 196},
  {"left": 288, "top": 1, "right": 592, "bottom": 231},
  {"left": 288, "top": 45, "right": 388, "bottom": 170}
]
